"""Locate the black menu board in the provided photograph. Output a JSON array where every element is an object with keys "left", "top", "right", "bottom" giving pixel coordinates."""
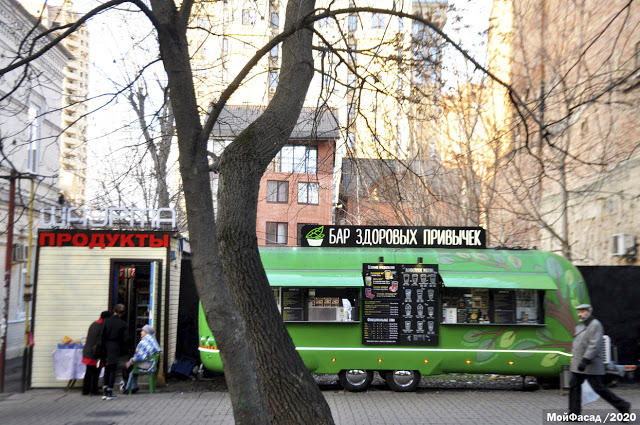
[
  {"left": 493, "top": 289, "right": 515, "bottom": 324},
  {"left": 362, "top": 263, "right": 439, "bottom": 346},
  {"left": 282, "top": 288, "right": 306, "bottom": 321}
]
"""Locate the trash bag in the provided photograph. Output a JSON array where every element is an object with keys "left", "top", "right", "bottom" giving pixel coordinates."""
[{"left": 582, "top": 380, "right": 600, "bottom": 404}]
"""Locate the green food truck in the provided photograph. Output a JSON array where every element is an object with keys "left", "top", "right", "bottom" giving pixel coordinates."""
[{"left": 198, "top": 226, "right": 587, "bottom": 392}]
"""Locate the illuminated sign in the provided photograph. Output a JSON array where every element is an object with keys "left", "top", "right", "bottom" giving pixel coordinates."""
[
  {"left": 40, "top": 207, "right": 176, "bottom": 230},
  {"left": 38, "top": 230, "right": 171, "bottom": 249},
  {"left": 301, "top": 225, "right": 486, "bottom": 249}
]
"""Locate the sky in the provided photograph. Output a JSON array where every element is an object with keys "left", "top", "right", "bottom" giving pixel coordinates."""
[{"left": 442, "top": 0, "right": 493, "bottom": 82}]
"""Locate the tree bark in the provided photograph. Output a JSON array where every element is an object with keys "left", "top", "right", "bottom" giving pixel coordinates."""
[
  {"left": 148, "top": 0, "right": 269, "bottom": 423},
  {"left": 215, "top": 0, "right": 334, "bottom": 423}
]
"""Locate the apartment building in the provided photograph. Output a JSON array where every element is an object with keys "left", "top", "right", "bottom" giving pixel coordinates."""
[
  {"left": 20, "top": 0, "right": 89, "bottom": 206},
  {"left": 0, "top": 0, "right": 69, "bottom": 360},
  {"left": 49, "top": 3, "right": 89, "bottom": 206},
  {"left": 487, "top": 0, "right": 640, "bottom": 264},
  {"left": 190, "top": 0, "right": 449, "bottom": 232},
  {"left": 210, "top": 106, "right": 339, "bottom": 246}
]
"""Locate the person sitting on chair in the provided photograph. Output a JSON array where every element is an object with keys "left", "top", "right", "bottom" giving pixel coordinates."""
[{"left": 121, "top": 324, "right": 161, "bottom": 393}]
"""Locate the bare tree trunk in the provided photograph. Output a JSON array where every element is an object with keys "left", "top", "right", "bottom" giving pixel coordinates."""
[
  {"left": 128, "top": 85, "right": 173, "bottom": 209},
  {"left": 148, "top": 0, "right": 269, "bottom": 423},
  {"left": 215, "top": 0, "right": 334, "bottom": 423}
]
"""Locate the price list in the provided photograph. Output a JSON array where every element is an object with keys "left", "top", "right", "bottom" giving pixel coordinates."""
[
  {"left": 362, "top": 263, "right": 439, "bottom": 346},
  {"left": 282, "top": 288, "right": 306, "bottom": 321}
]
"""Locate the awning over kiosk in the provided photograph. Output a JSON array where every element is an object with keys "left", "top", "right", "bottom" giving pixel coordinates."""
[
  {"left": 266, "top": 270, "right": 363, "bottom": 287},
  {"left": 265, "top": 270, "right": 557, "bottom": 290},
  {"left": 439, "top": 271, "right": 557, "bottom": 290}
]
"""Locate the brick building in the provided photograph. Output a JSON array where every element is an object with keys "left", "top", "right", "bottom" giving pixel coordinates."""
[{"left": 210, "top": 106, "right": 339, "bottom": 246}]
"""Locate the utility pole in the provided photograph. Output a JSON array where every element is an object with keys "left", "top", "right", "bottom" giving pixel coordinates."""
[
  {"left": 0, "top": 173, "right": 17, "bottom": 392},
  {"left": 21, "top": 178, "right": 35, "bottom": 392}
]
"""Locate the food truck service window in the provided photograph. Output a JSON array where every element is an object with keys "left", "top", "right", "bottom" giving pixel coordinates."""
[
  {"left": 441, "top": 287, "right": 544, "bottom": 325},
  {"left": 277, "top": 287, "right": 359, "bottom": 323}
]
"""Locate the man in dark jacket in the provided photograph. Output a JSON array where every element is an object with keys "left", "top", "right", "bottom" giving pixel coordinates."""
[
  {"left": 100, "top": 304, "right": 128, "bottom": 400},
  {"left": 81, "top": 311, "right": 111, "bottom": 395},
  {"left": 569, "top": 304, "right": 631, "bottom": 415}
]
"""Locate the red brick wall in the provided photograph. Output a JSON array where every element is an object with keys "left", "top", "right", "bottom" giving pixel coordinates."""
[{"left": 256, "top": 140, "right": 335, "bottom": 246}]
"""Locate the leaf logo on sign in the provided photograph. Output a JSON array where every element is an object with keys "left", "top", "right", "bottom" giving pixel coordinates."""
[
  {"left": 306, "top": 226, "right": 325, "bottom": 239},
  {"left": 305, "top": 226, "right": 325, "bottom": 247}
]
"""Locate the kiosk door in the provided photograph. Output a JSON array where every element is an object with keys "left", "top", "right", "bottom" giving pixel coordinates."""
[{"left": 112, "top": 260, "right": 162, "bottom": 353}]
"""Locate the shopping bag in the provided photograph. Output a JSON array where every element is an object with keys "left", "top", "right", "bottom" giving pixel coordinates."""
[{"left": 582, "top": 380, "right": 600, "bottom": 404}]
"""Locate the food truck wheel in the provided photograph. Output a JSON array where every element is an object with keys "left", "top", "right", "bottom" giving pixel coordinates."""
[
  {"left": 385, "top": 370, "right": 421, "bottom": 392},
  {"left": 338, "top": 369, "right": 373, "bottom": 392}
]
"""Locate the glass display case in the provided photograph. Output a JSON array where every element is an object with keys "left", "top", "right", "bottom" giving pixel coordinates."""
[
  {"left": 276, "top": 287, "right": 359, "bottom": 322},
  {"left": 441, "top": 287, "right": 544, "bottom": 325}
]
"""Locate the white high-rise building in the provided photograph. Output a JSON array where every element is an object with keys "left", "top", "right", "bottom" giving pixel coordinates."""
[{"left": 21, "top": 0, "right": 89, "bottom": 206}]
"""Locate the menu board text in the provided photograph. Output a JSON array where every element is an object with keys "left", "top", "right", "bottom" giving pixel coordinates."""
[{"left": 362, "top": 263, "right": 439, "bottom": 346}]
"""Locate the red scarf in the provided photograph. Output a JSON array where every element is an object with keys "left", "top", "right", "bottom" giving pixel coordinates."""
[{"left": 81, "top": 318, "right": 105, "bottom": 367}]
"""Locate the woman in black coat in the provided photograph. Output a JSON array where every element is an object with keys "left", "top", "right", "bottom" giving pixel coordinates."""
[
  {"left": 81, "top": 311, "right": 111, "bottom": 395},
  {"left": 100, "top": 304, "right": 128, "bottom": 400}
]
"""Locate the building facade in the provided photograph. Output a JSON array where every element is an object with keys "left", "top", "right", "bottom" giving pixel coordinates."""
[
  {"left": 0, "top": 0, "right": 70, "bottom": 360},
  {"left": 48, "top": 3, "right": 90, "bottom": 207},
  {"left": 20, "top": 0, "right": 90, "bottom": 206},
  {"left": 210, "top": 106, "right": 339, "bottom": 246},
  {"left": 189, "top": 0, "right": 449, "bottom": 233},
  {"left": 488, "top": 0, "right": 640, "bottom": 265}
]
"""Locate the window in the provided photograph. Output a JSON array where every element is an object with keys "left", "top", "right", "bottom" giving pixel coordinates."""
[
  {"left": 348, "top": 103, "right": 355, "bottom": 120},
  {"left": 269, "top": 71, "right": 278, "bottom": 88},
  {"left": 197, "top": 17, "right": 208, "bottom": 29},
  {"left": 27, "top": 106, "right": 40, "bottom": 174},
  {"left": 347, "top": 73, "right": 356, "bottom": 89},
  {"left": 270, "top": 12, "right": 279, "bottom": 29},
  {"left": 298, "top": 182, "right": 319, "bottom": 204},
  {"left": 348, "top": 44, "right": 356, "bottom": 62},
  {"left": 348, "top": 14, "right": 357, "bottom": 31},
  {"left": 281, "top": 287, "right": 360, "bottom": 322},
  {"left": 16, "top": 263, "right": 27, "bottom": 320},
  {"left": 371, "top": 12, "right": 384, "bottom": 29},
  {"left": 267, "top": 180, "right": 289, "bottom": 203},
  {"left": 441, "top": 287, "right": 544, "bottom": 325},
  {"left": 242, "top": 9, "right": 256, "bottom": 25},
  {"left": 347, "top": 132, "right": 355, "bottom": 148},
  {"left": 270, "top": 45, "right": 279, "bottom": 58},
  {"left": 222, "top": 37, "right": 229, "bottom": 55},
  {"left": 318, "top": 17, "right": 333, "bottom": 28},
  {"left": 270, "top": 145, "right": 317, "bottom": 173},
  {"left": 266, "top": 222, "right": 288, "bottom": 245},
  {"left": 321, "top": 72, "right": 332, "bottom": 88}
]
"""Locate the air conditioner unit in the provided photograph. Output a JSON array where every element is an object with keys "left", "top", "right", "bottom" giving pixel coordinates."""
[
  {"left": 12, "top": 244, "right": 28, "bottom": 263},
  {"left": 611, "top": 233, "right": 636, "bottom": 257}
]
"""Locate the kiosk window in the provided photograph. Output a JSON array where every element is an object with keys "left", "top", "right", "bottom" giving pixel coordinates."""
[
  {"left": 441, "top": 287, "right": 543, "bottom": 325},
  {"left": 279, "top": 287, "right": 359, "bottom": 322}
]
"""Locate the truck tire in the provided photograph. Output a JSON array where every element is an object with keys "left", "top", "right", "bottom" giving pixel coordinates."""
[
  {"left": 385, "top": 370, "right": 421, "bottom": 392},
  {"left": 338, "top": 369, "right": 373, "bottom": 392}
]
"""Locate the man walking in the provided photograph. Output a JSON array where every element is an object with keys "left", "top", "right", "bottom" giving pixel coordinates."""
[
  {"left": 101, "top": 304, "right": 128, "bottom": 400},
  {"left": 569, "top": 304, "right": 631, "bottom": 415}
]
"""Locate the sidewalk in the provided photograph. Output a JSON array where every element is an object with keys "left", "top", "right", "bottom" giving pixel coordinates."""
[{"left": 1, "top": 383, "right": 638, "bottom": 424}]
